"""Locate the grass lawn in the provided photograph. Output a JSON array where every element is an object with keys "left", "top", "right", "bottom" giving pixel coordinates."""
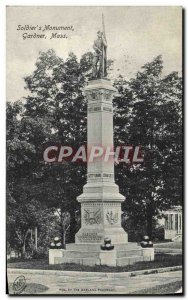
[
  {"left": 7, "top": 254, "right": 182, "bottom": 273},
  {"left": 131, "top": 280, "right": 182, "bottom": 295}
]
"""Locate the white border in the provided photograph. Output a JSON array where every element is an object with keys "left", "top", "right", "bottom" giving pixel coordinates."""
[{"left": 1, "top": 0, "right": 186, "bottom": 299}]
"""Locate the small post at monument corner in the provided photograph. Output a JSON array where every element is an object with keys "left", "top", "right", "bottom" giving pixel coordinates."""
[{"left": 49, "top": 15, "right": 154, "bottom": 266}]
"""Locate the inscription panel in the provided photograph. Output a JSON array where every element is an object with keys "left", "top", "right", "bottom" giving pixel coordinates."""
[
  {"left": 87, "top": 173, "right": 114, "bottom": 181},
  {"left": 88, "top": 105, "right": 113, "bottom": 113},
  {"left": 77, "top": 232, "right": 103, "bottom": 243}
]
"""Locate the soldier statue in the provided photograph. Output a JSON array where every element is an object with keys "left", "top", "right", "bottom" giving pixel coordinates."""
[{"left": 92, "top": 30, "right": 107, "bottom": 79}]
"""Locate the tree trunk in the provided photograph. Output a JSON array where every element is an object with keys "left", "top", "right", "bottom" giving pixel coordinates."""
[
  {"left": 34, "top": 227, "right": 37, "bottom": 250},
  {"left": 60, "top": 209, "right": 65, "bottom": 247},
  {"left": 22, "top": 231, "right": 28, "bottom": 257},
  {"left": 63, "top": 231, "right": 66, "bottom": 249},
  {"left": 147, "top": 214, "right": 153, "bottom": 239},
  {"left": 21, "top": 229, "right": 30, "bottom": 257},
  {"left": 146, "top": 195, "right": 155, "bottom": 239},
  {"left": 69, "top": 209, "right": 76, "bottom": 243},
  {"left": 22, "top": 242, "right": 26, "bottom": 256}
]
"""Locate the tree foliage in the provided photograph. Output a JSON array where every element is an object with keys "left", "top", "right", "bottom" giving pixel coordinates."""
[{"left": 114, "top": 56, "right": 182, "bottom": 237}]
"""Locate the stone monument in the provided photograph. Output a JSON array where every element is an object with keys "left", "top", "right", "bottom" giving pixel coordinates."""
[{"left": 49, "top": 17, "right": 154, "bottom": 266}]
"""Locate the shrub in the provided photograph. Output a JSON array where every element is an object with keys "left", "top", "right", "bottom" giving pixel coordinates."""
[{"left": 32, "top": 246, "right": 48, "bottom": 259}]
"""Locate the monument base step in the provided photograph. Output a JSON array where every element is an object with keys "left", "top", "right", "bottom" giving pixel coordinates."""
[
  {"left": 116, "top": 255, "right": 144, "bottom": 266},
  {"left": 49, "top": 243, "right": 155, "bottom": 266},
  {"left": 66, "top": 242, "right": 139, "bottom": 252}
]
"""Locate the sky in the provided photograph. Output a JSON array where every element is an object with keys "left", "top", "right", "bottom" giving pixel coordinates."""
[{"left": 6, "top": 6, "right": 182, "bottom": 101}]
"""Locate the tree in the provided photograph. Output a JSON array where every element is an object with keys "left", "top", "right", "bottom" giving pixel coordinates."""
[
  {"left": 7, "top": 49, "right": 92, "bottom": 253},
  {"left": 23, "top": 49, "right": 91, "bottom": 241},
  {"left": 114, "top": 56, "right": 182, "bottom": 238},
  {"left": 6, "top": 100, "right": 57, "bottom": 256},
  {"left": 7, "top": 191, "right": 55, "bottom": 256}
]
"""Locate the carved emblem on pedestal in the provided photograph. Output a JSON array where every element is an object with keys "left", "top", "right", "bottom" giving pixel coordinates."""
[
  {"left": 85, "top": 91, "right": 97, "bottom": 101},
  {"left": 84, "top": 209, "right": 102, "bottom": 225},
  {"left": 106, "top": 211, "right": 118, "bottom": 225}
]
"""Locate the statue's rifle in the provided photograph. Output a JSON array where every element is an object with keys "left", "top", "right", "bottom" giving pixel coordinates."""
[{"left": 102, "top": 14, "right": 106, "bottom": 77}]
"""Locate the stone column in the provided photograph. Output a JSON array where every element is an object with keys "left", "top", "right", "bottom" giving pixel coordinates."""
[
  {"left": 179, "top": 213, "right": 182, "bottom": 234},
  {"left": 75, "top": 79, "right": 128, "bottom": 244},
  {"left": 168, "top": 214, "right": 170, "bottom": 229},
  {"left": 173, "top": 213, "right": 176, "bottom": 230}
]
